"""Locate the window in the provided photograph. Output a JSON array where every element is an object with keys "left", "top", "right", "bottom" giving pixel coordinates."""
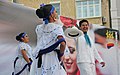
[
  {"left": 50, "top": 0, "right": 60, "bottom": 15},
  {"left": 76, "top": 0, "right": 101, "bottom": 19}
]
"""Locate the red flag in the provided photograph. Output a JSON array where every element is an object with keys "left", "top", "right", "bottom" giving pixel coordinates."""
[{"left": 60, "top": 16, "right": 77, "bottom": 27}]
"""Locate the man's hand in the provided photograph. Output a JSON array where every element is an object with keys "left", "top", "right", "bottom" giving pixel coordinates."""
[{"left": 100, "top": 62, "right": 105, "bottom": 67}]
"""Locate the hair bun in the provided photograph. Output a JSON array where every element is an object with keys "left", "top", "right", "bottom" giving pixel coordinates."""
[
  {"left": 16, "top": 35, "right": 21, "bottom": 41},
  {"left": 36, "top": 8, "right": 45, "bottom": 18},
  {"left": 36, "top": 4, "right": 53, "bottom": 19}
]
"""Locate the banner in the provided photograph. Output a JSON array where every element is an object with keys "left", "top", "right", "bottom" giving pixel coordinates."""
[
  {"left": 94, "top": 27, "right": 120, "bottom": 75},
  {"left": 94, "top": 28, "right": 119, "bottom": 48},
  {"left": 60, "top": 16, "right": 120, "bottom": 75},
  {"left": 95, "top": 28, "right": 119, "bottom": 40}
]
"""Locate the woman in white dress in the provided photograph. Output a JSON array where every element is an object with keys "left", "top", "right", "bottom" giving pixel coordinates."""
[
  {"left": 12, "top": 32, "right": 33, "bottom": 75},
  {"left": 31, "top": 4, "right": 67, "bottom": 75}
]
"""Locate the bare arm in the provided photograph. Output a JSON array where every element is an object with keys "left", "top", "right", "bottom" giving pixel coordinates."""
[
  {"left": 57, "top": 36, "right": 66, "bottom": 54},
  {"left": 21, "top": 49, "right": 31, "bottom": 63}
]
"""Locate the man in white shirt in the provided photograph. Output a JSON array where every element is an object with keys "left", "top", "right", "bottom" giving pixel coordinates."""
[{"left": 76, "top": 19, "right": 105, "bottom": 75}]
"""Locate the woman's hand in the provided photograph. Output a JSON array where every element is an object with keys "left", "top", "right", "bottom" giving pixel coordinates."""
[
  {"left": 57, "top": 36, "right": 66, "bottom": 54},
  {"left": 28, "top": 62, "right": 32, "bottom": 71}
]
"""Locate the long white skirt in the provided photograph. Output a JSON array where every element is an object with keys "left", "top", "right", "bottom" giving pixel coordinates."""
[
  {"left": 14, "top": 57, "right": 30, "bottom": 75},
  {"left": 30, "top": 51, "right": 66, "bottom": 75}
]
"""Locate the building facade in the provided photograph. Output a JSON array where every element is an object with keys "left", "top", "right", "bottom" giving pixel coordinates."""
[
  {"left": 111, "top": 0, "right": 120, "bottom": 30},
  {"left": 13, "top": 0, "right": 110, "bottom": 27}
]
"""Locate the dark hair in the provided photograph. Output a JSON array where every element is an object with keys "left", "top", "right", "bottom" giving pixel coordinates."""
[
  {"left": 79, "top": 19, "right": 89, "bottom": 27},
  {"left": 94, "top": 28, "right": 107, "bottom": 37},
  {"left": 16, "top": 32, "right": 26, "bottom": 42},
  {"left": 36, "top": 4, "right": 53, "bottom": 19}
]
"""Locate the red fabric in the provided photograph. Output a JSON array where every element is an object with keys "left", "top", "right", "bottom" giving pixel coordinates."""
[
  {"left": 76, "top": 70, "right": 80, "bottom": 75},
  {"left": 95, "top": 60, "right": 103, "bottom": 75},
  {"left": 60, "top": 16, "right": 77, "bottom": 27},
  {"left": 96, "top": 67, "right": 103, "bottom": 75},
  {"left": 66, "top": 70, "right": 80, "bottom": 75}
]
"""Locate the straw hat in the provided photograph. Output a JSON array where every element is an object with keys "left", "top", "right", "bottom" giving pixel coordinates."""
[{"left": 64, "top": 26, "right": 83, "bottom": 39}]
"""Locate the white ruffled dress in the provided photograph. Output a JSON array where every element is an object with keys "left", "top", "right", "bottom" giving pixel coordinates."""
[
  {"left": 14, "top": 42, "right": 32, "bottom": 75},
  {"left": 31, "top": 23, "right": 67, "bottom": 75}
]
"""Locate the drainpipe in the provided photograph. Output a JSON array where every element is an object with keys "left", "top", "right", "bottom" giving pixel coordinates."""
[{"left": 108, "top": 0, "right": 112, "bottom": 28}]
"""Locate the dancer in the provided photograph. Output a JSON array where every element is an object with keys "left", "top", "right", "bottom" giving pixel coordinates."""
[
  {"left": 12, "top": 32, "right": 33, "bottom": 75},
  {"left": 76, "top": 19, "right": 105, "bottom": 75},
  {"left": 32, "top": 4, "right": 67, "bottom": 75}
]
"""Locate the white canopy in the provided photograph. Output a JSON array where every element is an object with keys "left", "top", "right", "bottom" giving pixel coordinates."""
[
  {"left": 0, "top": 1, "right": 42, "bottom": 44},
  {"left": 0, "top": 1, "right": 42, "bottom": 75}
]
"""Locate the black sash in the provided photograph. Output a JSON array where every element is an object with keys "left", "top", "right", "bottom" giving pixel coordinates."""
[
  {"left": 12, "top": 57, "right": 32, "bottom": 75},
  {"left": 36, "top": 38, "right": 65, "bottom": 68}
]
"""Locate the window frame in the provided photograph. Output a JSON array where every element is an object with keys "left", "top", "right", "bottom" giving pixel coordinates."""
[
  {"left": 50, "top": 1, "right": 61, "bottom": 15},
  {"left": 75, "top": 0, "right": 102, "bottom": 19}
]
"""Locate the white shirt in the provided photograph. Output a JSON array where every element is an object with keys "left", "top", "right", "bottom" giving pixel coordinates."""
[{"left": 76, "top": 34, "right": 103, "bottom": 64}]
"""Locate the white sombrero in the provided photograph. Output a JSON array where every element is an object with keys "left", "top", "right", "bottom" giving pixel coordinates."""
[{"left": 64, "top": 26, "right": 83, "bottom": 39}]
